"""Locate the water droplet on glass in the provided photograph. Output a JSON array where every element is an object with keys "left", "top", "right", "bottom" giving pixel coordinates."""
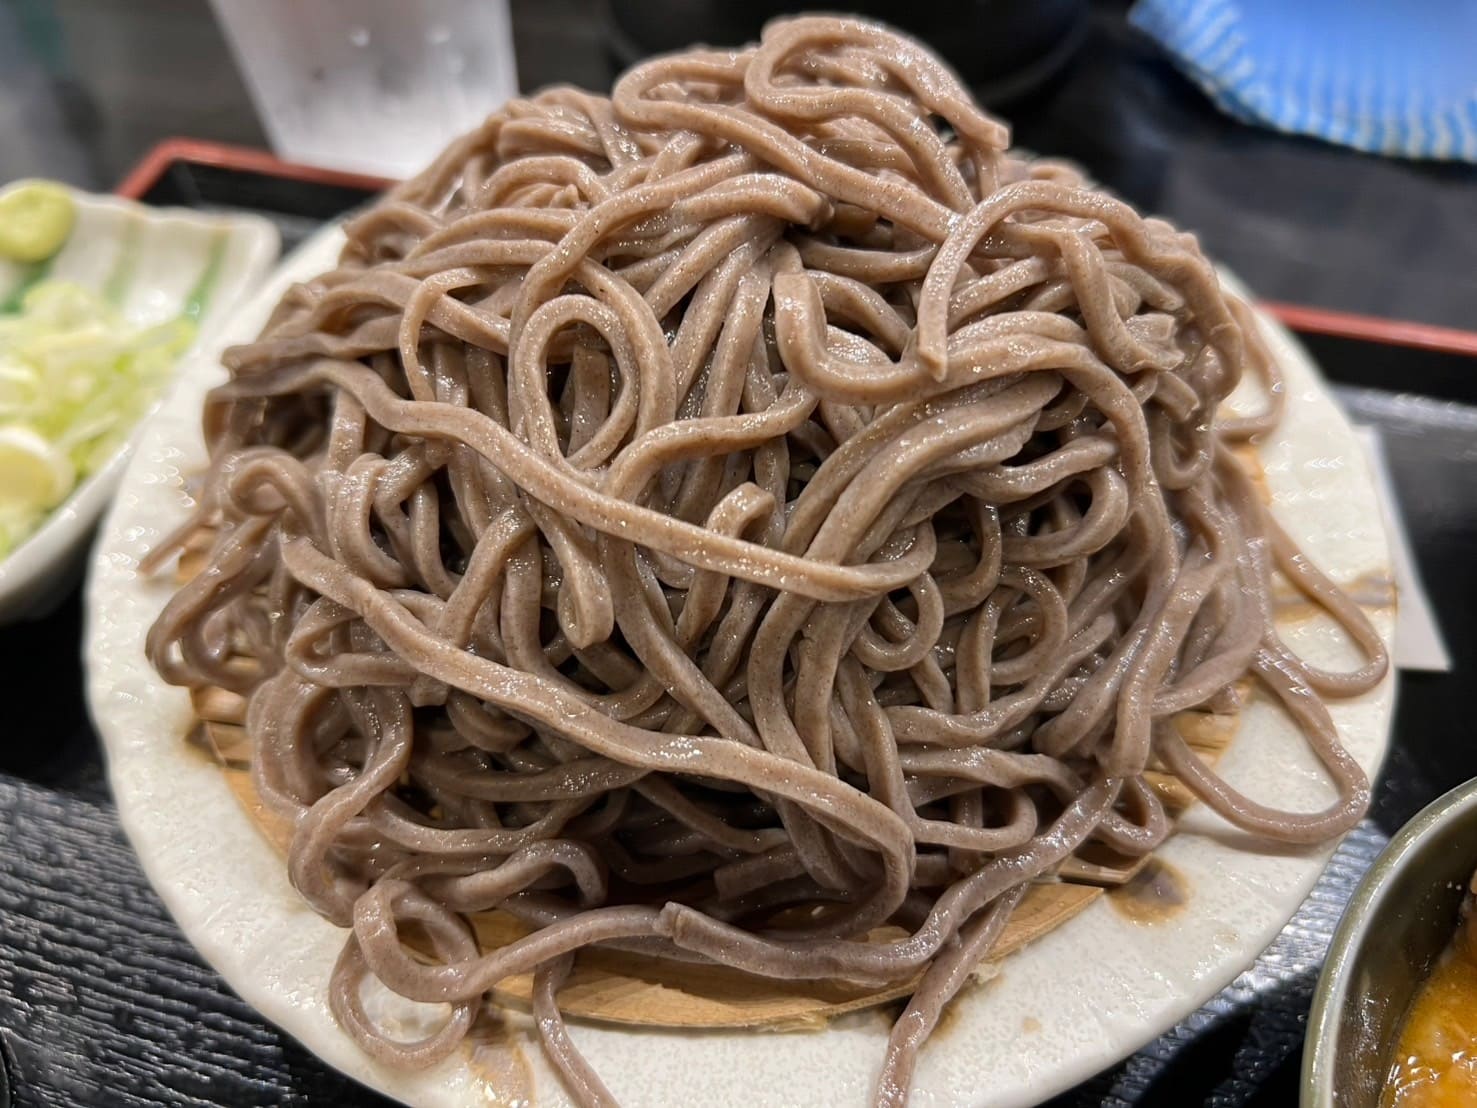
[
  {"left": 349, "top": 25, "right": 371, "bottom": 48},
  {"left": 426, "top": 24, "right": 451, "bottom": 45}
]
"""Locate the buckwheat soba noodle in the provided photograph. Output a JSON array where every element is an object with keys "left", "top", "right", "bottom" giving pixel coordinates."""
[{"left": 145, "top": 15, "right": 1389, "bottom": 1106}]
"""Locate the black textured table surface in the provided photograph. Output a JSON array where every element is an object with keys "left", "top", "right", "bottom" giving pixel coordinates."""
[{"left": 3, "top": 3, "right": 1477, "bottom": 1107}]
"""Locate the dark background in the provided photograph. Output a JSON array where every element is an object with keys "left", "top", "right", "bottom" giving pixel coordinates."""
[
  {"left": 1, "top": 1, "right": 1475, "bottom": 1106},
  {"left": 4, "top": 0, "right": 1476, "bottom": 330}
]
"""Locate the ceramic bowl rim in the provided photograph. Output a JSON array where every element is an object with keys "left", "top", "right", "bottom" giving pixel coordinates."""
[{"left": 1303, "top": 776, "right": 1477, "bottom": 1105}]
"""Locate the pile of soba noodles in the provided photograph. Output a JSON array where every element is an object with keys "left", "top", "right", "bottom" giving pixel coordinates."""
[{"left": 146, "top": 16, "right": 1388, "bottom": 1106}]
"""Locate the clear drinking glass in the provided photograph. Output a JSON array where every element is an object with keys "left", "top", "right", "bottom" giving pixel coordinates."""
[{"left": 208, "top": 0, "right": 517, "bottom": 178}]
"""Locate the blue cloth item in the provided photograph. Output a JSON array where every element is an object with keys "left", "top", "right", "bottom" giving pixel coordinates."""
[{"left": 1130, "top": 0, "right": 1477, "bottom": 161}]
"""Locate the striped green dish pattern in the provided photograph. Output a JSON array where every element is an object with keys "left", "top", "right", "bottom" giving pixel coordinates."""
[{"left": 0, "top": 188, "right": 233, "bottom": 324}]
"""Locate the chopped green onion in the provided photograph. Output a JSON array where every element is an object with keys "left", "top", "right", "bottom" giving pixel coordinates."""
[{"left": 0, "top": 281, "right": 194, "bottom": 557}]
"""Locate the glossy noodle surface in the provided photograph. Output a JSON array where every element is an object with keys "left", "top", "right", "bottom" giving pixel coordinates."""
[{"left": 146, "top": 17, "right": 1389, "bottom": 1106}]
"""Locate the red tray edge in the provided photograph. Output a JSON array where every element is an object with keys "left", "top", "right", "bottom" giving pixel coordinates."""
[
  {"left": 115, "top": 137, "right": 394, "bottom": 205},
  {"left": 115, "top": 138, "right": 1477, "bottom": 361}
]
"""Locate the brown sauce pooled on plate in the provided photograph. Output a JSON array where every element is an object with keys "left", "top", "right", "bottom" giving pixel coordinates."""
[
  {"left": 1107, "top": 859, "right": 1189, "bottom": 924},
  {"left": 1384, "top": 875, "right": 1477, "bottom": 1107},
  {"left": 466, "top": 1013, "right": 536, "bottom": 1108}
]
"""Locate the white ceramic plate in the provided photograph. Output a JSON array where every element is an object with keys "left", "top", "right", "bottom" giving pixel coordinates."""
[
  {"left": 84, "top": 224, "right": 1395, "bottom": 1108},
  {"left": 0, "top": 182, "right": 278, "bottom": 623}
]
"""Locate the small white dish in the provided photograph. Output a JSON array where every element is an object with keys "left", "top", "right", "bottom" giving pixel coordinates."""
[
  {"left": 84, "top": 231, "right": 1396, "bottom": 1107},
  {"left": 0, "top": 182, "right": 278, "bottom": 623}
]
